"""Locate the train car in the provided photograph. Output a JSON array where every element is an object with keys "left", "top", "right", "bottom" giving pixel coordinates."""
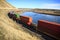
[
  {"left": 37, "top": 20, "right": 60, "bottom": 40},
  {"left": 20, "top": 16, "right": 32, "bottom": 26}
]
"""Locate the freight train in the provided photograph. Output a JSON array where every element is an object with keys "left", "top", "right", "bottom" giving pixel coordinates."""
[{"left": 8, "top": 11, "right": 60, "bottom": 40}]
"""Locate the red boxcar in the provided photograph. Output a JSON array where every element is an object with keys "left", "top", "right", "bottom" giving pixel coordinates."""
[
  {"left": 20, "top": 16, "right": 32, "bottom": 25},
  {"left": 37, "top": 20, "right": 60, "bottom": 40}
]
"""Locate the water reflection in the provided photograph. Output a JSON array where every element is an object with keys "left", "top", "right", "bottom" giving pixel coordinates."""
[{"left": 20, "top": 12, "right": 60, "bottom": 24}]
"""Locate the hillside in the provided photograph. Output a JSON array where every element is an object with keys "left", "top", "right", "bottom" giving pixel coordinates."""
[
  {"left": 0, "top": 0, "right": 15, "bottom": 8},
  {"left": 0, "top": 0, "right": 44, "bottom": 40}
]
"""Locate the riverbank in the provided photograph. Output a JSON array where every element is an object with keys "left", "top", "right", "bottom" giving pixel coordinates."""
[{"left": 32, "top": 9, "right": 60, "bottom": 16}]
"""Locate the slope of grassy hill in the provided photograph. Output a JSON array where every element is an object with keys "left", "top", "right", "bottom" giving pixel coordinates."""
[
  {"left": 0, "top": 0, "right": 15, "bottom": 8},
  {"left": 0, "top": 0, "right": 44, "bottom": 40}
]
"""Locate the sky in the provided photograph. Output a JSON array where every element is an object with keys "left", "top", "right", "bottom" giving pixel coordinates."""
[{"left": 6, "top": 0, "right": 60, "bottom": 9}]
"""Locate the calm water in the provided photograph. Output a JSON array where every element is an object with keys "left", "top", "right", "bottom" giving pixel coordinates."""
[{"left": 20, "top": 12, "right": 60, "bottom": 24}]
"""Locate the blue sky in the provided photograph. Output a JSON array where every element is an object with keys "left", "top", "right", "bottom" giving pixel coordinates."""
[{"left": 6, "top": 0, "right": 60, "bottom": 9}]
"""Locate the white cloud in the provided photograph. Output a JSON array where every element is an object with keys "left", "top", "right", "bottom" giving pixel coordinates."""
[
  {"left": 44, "top": 4, "right": 60, "bottom": 7},
  {"left": 41, "top": 4, "right": 60, "bottom": 9}
]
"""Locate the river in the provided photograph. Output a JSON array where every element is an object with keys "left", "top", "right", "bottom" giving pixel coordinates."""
[{"left": 20, "top": 12, "right": 60, "bottom": 24}]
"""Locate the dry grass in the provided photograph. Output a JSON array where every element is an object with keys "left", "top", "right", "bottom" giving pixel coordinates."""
[
  {"left": 0, "top": 0, "right": 15, "bottom": 8},
  {"left": 0, "top": 9, "right": 44, "bottom": 40},
  {"left": 0, "top": 0, "right": 44, "bottom": 40}
]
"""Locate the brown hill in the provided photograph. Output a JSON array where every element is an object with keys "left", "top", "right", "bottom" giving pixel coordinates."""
[
  {"left": 0, "top": 0, "right": 15, "bottom": 8},
  {"left": 0, "top": 0, "right": 44, "bottom": 40}
]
